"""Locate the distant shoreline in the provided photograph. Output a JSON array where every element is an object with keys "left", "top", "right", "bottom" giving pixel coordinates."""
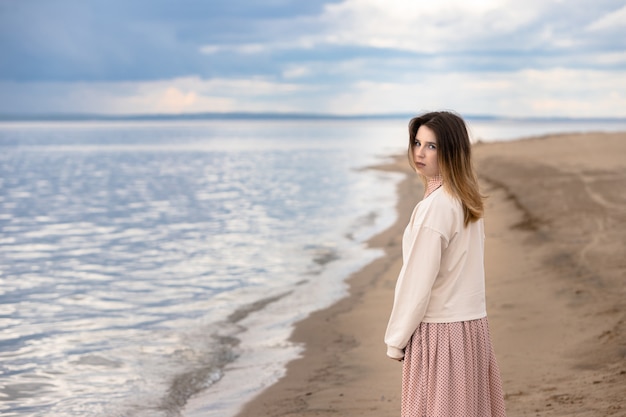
[{"left": 1, "top": 112, "right": 626, "bottom": 123}]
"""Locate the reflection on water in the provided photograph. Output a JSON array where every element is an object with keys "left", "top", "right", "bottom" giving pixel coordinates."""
[{"left": 0, "top": 120, "right": 403, "bottom": 416}]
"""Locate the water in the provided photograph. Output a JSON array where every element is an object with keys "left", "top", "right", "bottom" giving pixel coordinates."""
[
  {"left": 1, "top": 117, "right": 624, "bottom": 417},
  {"left": 0, "top": 119, "right": 406, "bottom": 417}
]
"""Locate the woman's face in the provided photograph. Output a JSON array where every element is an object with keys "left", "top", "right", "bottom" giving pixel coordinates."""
[{"left": 413, "top": 125, "right": 440, "bottom": 179}]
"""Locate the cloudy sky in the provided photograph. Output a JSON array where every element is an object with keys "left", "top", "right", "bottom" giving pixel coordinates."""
[{"left": 1, "top": 0, "right": 625, "bottom": 117}]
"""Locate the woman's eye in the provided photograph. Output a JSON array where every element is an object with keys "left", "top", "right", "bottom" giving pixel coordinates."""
[{"left": 428, "top": 144, "right": 436, "bottom": 149}]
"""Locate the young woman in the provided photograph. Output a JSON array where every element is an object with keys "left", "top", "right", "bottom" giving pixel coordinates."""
[{"left": 384, "top": 111, "right": 507, "bottom": 416}]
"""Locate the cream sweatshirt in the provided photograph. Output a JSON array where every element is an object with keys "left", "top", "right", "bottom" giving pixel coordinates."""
[{"left": 384, "top": 187, "right": 487, "bottom": 359}]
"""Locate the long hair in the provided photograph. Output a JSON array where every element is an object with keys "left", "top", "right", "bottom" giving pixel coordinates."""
[{"left": 407, "top": 111, "right": 484, "bottom": 226}]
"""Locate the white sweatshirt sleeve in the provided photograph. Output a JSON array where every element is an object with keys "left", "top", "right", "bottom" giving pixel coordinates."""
[{"left": 384, "top": 225, "right": 447, "bottom": 359}]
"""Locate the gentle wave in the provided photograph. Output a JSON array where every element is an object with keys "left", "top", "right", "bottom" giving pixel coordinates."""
[{"left": 0, "top": 120, "right": 404, "bottom": 417}]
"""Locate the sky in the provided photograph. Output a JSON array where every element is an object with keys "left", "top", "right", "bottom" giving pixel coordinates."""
[{"left": 0, "top": 0, "right": 625, "bottom": 118}]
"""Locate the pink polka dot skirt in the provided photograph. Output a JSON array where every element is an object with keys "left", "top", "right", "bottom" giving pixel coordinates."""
[{"left": 401, "top": 317, "right": 507, "bottom": 417}]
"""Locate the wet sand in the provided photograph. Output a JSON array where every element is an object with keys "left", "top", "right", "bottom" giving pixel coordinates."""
[{"left": 234, "top": 132, "right": 626, "bottom": 417}]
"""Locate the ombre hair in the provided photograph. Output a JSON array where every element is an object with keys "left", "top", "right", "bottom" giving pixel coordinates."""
[{"left": 408, "top": 111, "right": 484, "bottom": 226}]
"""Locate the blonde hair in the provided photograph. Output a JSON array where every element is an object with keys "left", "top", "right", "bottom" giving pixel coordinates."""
[{"left": 407, "top": 111, "right": 484, "bottom": 226}]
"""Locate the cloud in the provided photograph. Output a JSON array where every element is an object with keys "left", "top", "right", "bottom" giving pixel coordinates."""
[
  {"left": 282, "top": 66, "right": 313, "bottom": 79},
  {"left": 0, "top": 0, "right": 625, "bottom": 117},
  {"left": 586, "top": 4, "right": 626, "bottom": 31},
  {"left": 2, "top": 0, "right": 624, "bottom": 82},
  {"left": 316, "top": 0, "right": 538, "bottom": 52},
  {"left": 2, "top": 67, "right": 624, "bottom": 118},
  {"left": 197, "top": 0, "right": 624, "bottom": 62},
  {"left": 0, "top": 0, "right": 335, "bottom": 82},
  {"left": 0, "top": 76, "right": 312, "bottom": 115},
  {"left": 320, "top": 67, "right": 626, "bottom": 117}
]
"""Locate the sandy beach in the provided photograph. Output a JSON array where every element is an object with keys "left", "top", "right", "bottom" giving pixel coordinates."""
[{"left": 234, "top": 131, "right": 626, "bottom": 417}]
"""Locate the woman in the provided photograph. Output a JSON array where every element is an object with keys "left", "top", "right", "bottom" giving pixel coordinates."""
[{"left": 384, "top": 111, "right": 506, "bottom": 416}]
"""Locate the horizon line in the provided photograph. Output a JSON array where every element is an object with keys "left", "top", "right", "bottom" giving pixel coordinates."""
[{"left": 1, "top": 111, "right": 625, "bottom": 123}]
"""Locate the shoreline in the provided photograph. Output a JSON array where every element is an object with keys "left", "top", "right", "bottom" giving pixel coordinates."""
[
  {"left": 233, "top": 131, "right": 626, "bottom": 417},
  {"left": 233, "top": 153, "right": 417, "bottom": 417}
]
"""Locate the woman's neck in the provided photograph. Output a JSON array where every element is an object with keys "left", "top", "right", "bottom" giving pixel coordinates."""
[{"left": 424, "top": 174, "right": 443, "bottom": 198}]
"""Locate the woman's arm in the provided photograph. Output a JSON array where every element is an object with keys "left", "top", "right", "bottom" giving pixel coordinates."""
[{"left": 384, "top": 226, "right": 445, "bottom": 359}]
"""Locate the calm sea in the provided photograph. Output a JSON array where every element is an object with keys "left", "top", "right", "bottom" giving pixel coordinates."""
[{"left": 1, "top": 117, "right": 624, "bottom": 417}]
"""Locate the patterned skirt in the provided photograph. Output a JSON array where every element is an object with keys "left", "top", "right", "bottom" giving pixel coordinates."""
[{"left": 401, "top": 317, "right": 507, "bottom": 417}]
